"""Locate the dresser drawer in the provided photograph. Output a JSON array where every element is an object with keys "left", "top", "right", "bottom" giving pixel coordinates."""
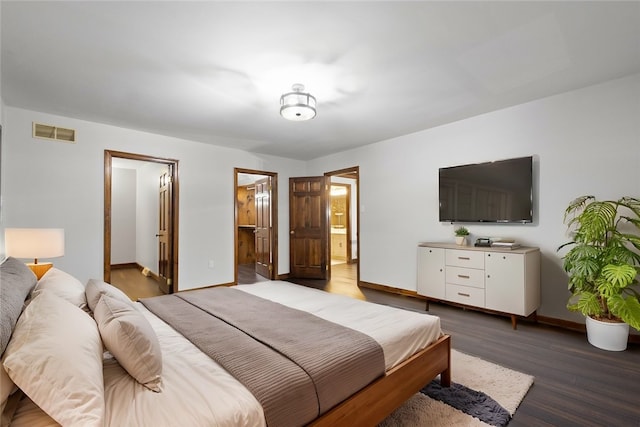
[
  {"left": 446, "top": 284, "right": 485, "bottom": 307},
  {"left": 446, "top": 249, "right": 484, "bottom": 269},
  {"left": 446, "top": 266, "right": 485, "bottom": 288}
]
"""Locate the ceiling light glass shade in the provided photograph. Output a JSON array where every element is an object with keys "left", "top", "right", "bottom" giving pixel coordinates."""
[
  {"left": 5, "top": 228, "right": 65, "bottom": 263},
  {"left": 280, "top": 84, "right": 316, "bottom": 121}
]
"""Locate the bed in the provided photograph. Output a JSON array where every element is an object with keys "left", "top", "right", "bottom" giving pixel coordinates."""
[{"left": 0, "top": 256, "right": 451, "bottom": 427}]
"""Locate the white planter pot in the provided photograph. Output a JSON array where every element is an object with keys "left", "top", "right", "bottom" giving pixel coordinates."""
[
  {"left": 585, "top": 316, "right": 629, "bottom": 351},
  {"left": 455, "top": 236, "right": 467, "bottom": 246}
]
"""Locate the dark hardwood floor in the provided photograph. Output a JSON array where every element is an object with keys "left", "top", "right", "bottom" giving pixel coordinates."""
[
  {"left": 238, "top": 263, "right": 271, "bottom": 285},
  {"left": 114, "top": 263, "right": 640, "bottom": 426},
  {"left": 286, "top": 263, "right": 640, "bottom": 427}
]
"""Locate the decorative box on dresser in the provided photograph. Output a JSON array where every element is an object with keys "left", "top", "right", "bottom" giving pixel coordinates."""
[{"left": 417, "top": 242, "right": 540, "bottom": 329}]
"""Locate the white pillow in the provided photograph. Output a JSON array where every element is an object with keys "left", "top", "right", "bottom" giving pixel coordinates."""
[
  {"left": 2, "top": 291, "right": 105, "bottom": 427},
  {"left": 32, "top": 267, "right": 88, "bottom": 311},
  {"left": 94, "top": 294, "right": 163, "bottom": 392},
  {"left": 85, "top": 278, "right": 131, "bottom": 312}
]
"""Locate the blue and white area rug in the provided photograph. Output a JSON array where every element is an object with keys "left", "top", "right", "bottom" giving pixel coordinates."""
[{"left": 380, "top": 350, "right": 534, "bottom": 426}]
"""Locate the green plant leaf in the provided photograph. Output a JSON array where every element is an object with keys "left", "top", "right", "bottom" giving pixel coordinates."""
[
  {"left": 608, "top": 294, "right": 640, "bottom": 331},
  {"left": 601, "top": 264, "right": 636, "bottom": 288},
  {"left": 570, "top": 257, "right": 601, "bottom": 278},
  {"left": 570, "top": 292, "right": 603, "bottom": 316},
  {"left": 578, "top": 202, "right": 617, "bottom": 242}
]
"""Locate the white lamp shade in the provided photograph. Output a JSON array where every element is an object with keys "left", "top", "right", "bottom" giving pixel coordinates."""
[{"left": 5, "top": 228, "right": 65, "bottom": 260}]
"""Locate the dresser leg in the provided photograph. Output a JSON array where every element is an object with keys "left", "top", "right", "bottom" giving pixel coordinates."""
[{"left": 511, "top": 314, "right": 517, "bottom": 330}]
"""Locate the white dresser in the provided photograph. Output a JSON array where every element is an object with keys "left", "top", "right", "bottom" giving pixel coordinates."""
[{"left": 417, "top": 242, "right": 540, "bottom": 328}]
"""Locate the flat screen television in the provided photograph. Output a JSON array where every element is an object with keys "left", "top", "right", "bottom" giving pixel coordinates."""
[{"left": 439, "top": 156, "right": 533, "bottom": 223}]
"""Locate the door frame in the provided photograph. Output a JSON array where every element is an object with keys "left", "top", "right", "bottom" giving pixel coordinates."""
[
  {"left": 234, "top": 168, "right": 278, "bottom": 283},
  {"left": 104, "top": 150, "right": 180, "bottom": 291},
  {"left": 325, "top": 166, "right": 360, "bottom": 283}
]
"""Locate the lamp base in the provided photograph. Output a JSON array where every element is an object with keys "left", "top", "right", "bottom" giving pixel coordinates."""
[{"left": 27, "top": 262, "right": 53, "bottom": 280}]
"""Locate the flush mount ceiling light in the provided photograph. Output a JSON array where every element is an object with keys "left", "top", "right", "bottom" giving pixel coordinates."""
[{"left": 280, "top": 83, "right": 316, "bottom": 121}]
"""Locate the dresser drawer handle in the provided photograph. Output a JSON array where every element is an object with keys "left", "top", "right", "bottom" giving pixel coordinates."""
[
  {"left": 457, "top": 292, "right": 470, "bottom": 297},
  {"left": 457, "top": 274, "right": 470, "bottom": 279},
  {"left": 458, "top": 256, "right": 470, "bottom": 260}
]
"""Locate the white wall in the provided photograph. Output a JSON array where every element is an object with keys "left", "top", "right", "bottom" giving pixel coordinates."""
[
  {"left": 111, "top": 168, "right": 137, "bottom": 264},
  {"left": 1, "top": 107, "right": 306, "bottom": 290},
  {"left": 308, "top": 73, "right": 640, "bottom": 323}
]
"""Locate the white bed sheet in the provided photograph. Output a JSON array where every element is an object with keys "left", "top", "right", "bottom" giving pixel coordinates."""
[
  {"left": 236, "top": 281, "right": 442, "bottom": 370},
  {"left": 9, "top": 281, "right": 442, "bottom": 427}
]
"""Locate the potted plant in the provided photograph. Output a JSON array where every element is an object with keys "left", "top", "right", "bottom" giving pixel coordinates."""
[
  {"left": 454, "top": 226, "right": 470, "bottom": 246},
  {"left": 558, "top": 195, "right": 640, "bottom": 351}
]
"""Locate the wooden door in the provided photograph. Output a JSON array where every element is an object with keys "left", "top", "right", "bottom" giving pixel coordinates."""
[
  {"left": 255, "top": 177, "right": 272, "bottom": 278},
  {"left": 158, "top": 171, "right": 172, "bottom": 293},
  {"left": 289, "top": 176, "right": 329, "bottom": 279}
]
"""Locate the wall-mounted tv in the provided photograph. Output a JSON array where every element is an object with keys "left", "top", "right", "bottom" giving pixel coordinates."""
[{"left": 439, "top": 156, "right": 533, "bottom": 223}]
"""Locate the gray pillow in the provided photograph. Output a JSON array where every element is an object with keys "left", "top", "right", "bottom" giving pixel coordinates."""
[{"left": 0, "top": 257, "right": 37, "bottom": 354}]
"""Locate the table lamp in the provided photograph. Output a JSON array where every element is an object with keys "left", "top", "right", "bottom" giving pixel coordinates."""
[{"left": 5, "top": 228, "right": 65, "bottom": 279}]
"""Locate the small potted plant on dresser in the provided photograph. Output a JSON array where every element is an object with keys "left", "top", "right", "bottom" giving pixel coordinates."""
[
  {"left": 558, "top": 195, "right": 640, "bottom": 351},
  {"left": 454, "top": 226, "right": 470, "bottom": 246}
]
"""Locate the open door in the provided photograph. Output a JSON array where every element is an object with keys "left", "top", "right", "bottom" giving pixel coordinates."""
[
  {"left": 157, "top": 171, "right": 173, "bottom": 293},
  {"left": 289, "top": 176, "right": 329, "bottom": 279},
  {"left": 254, "top": 177, "right": 271, "bottom": 278}
]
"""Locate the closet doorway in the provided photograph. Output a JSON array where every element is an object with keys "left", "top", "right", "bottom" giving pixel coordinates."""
[
  {"left": 104, "top": 150, "right": 179, "bottom": 295},
  {"left": 234, "top": 168, "right": 278, "bottom": 284}
]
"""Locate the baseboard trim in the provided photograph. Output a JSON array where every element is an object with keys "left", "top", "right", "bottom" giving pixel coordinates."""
[
  {"left": 111, "top": 262, "right": 138, "bottom": 270},
  {"left": 198, "top": 281, "right": 235, "bottom": 289},
  {"left": 358, "top": 280, "right": 425, "bottom": 299},
  {"left": 536, "top": 315, "right": 585, "bottom": 332}
]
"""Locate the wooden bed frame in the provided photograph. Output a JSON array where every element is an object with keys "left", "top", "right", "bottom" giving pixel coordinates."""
[{"left": 310, "top": 334, "right": 451, "bottom": 426}]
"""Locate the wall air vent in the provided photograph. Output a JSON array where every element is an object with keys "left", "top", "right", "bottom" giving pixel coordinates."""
[{"left": 32, "top": 122, "right": 76, "bottom": 143}]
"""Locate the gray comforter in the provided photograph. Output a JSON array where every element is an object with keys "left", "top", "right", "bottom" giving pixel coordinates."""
[{"left": 140, "top": 287, "right": 385, "bottom": 427}]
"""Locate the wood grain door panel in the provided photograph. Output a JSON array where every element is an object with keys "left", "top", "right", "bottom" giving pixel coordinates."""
[{"left": 289, "top": 176, "right": 328, "bottom": 279}]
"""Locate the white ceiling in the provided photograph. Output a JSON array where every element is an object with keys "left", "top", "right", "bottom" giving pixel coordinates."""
[{"left": 2, "top": 1, "right": 639, "bottom": 160}]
